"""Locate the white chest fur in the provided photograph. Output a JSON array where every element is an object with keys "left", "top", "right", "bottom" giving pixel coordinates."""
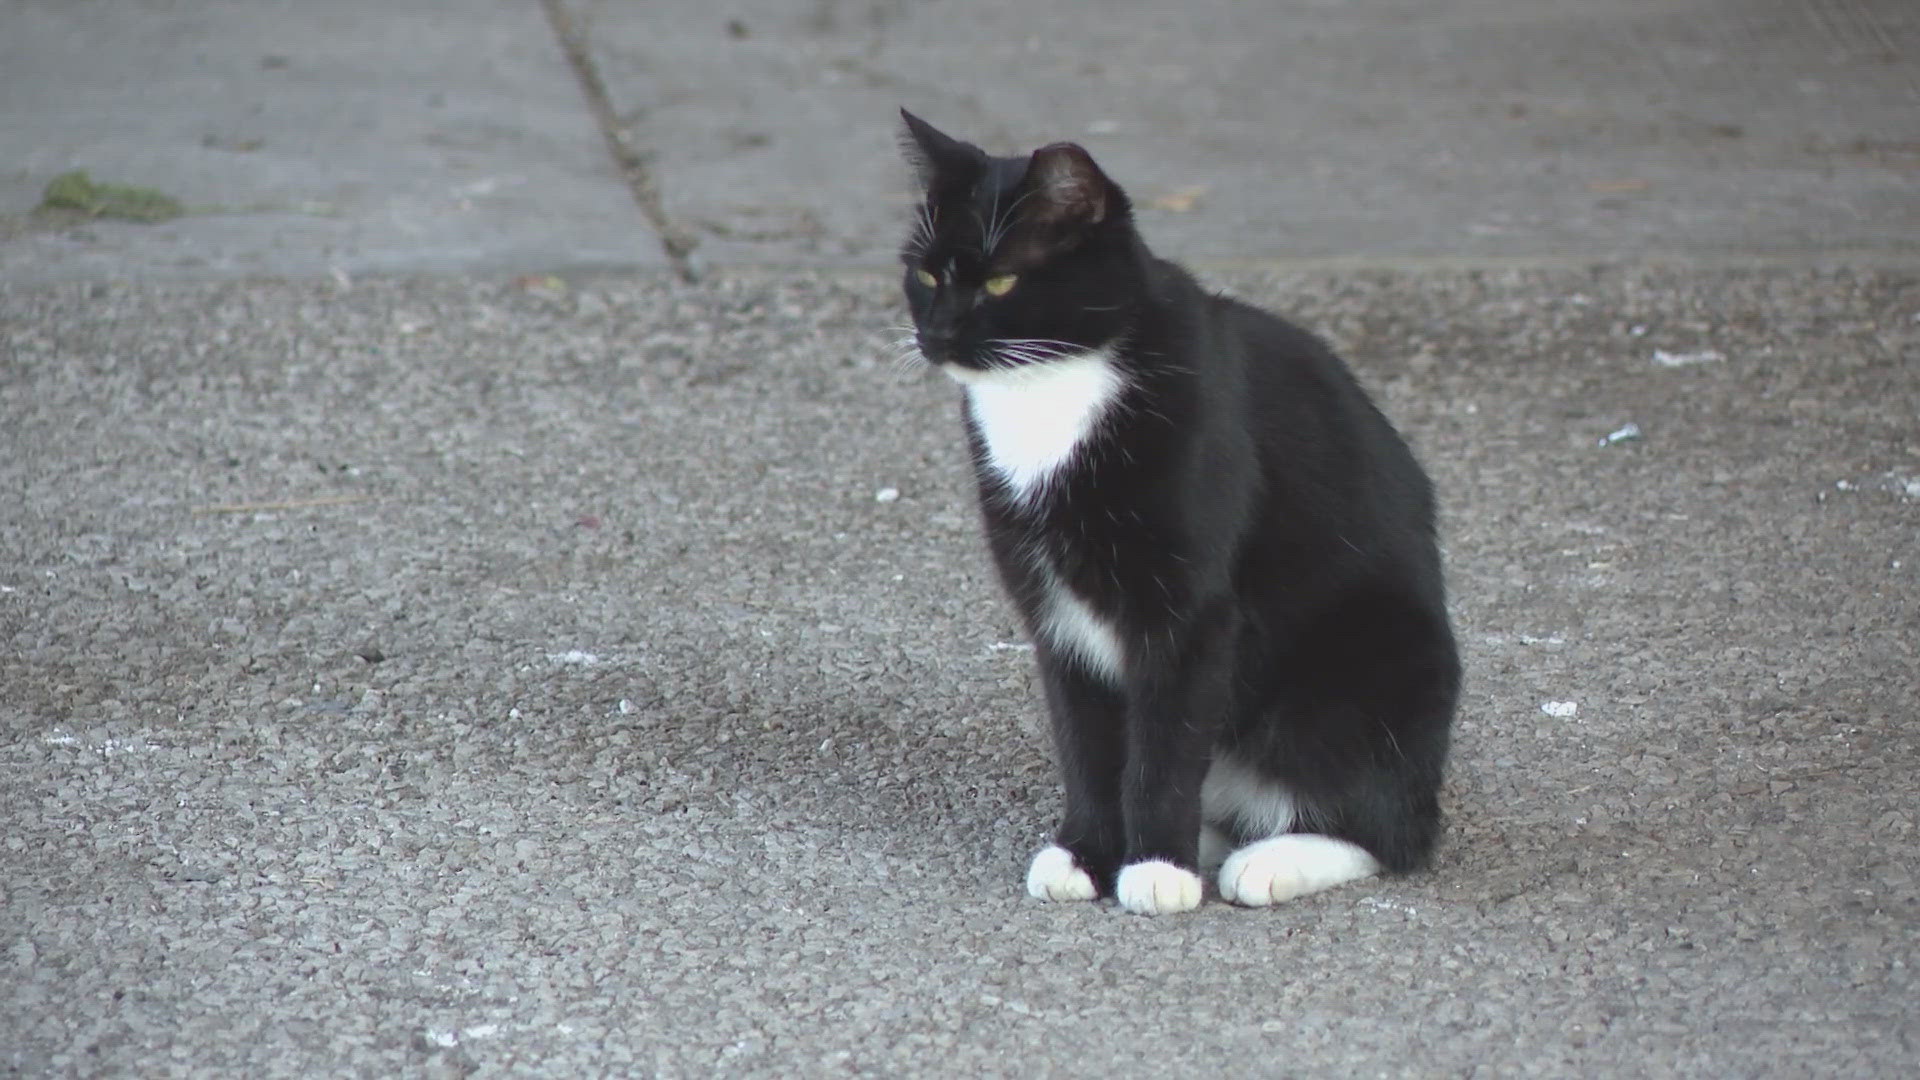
[
  {"left": 951, "top": 348, "right": 1124, "bottom": 503},
  {"left": 1036, "top": 564, "right": 1125, "bottom": 683}
]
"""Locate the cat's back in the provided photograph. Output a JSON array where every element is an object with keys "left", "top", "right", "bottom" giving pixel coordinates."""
[
  {"left": 1208, "top": 291, "right": 1361, "bottom": 402},
  {"left": 1186, "top": 280, "right": 1438, "bottom": 545},
  {"left": 1131, "top": 258, "right": 1433, "bottom": 527},
  {"left": 1166, "top": 285, "right": 1381, "bottom": 464},
  {"left": 1140, "top": 258, "right": 1356, "bottom": 395}
]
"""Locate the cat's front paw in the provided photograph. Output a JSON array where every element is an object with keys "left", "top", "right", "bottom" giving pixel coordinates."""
[
  {"left": 1218, "top": 834, "right": 1380, "bottom": 906},
  {"left": 1115, "top": 859, "right": 1204, "bottom": 915},
  {"left": 1026, "top": 844, "right": 1098, "bottom": 902}
]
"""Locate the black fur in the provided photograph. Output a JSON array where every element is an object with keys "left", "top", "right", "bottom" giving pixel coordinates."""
[{"left": 899, "top": 111, "right": 1460, "bottom": 899}]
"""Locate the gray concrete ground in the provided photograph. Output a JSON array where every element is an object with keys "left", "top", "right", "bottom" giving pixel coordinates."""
[
  {"left": 3, "top": 0, "right": 1918, "bottom": 1076},
  {"left": 0, "top": 0, "right": 660, "bottom": 279}
]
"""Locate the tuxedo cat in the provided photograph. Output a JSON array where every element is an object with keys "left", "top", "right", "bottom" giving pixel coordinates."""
[{"left": 898, "top": 110, "right": 1459, "bottom": 915}]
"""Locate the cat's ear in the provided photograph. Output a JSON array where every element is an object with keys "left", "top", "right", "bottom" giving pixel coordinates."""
[
  {"left": 899, "top": 109, "right": 976, "bottom": 189},
  {"left": 1021, "top": 143, "right": 1114, "bottom": 228}
]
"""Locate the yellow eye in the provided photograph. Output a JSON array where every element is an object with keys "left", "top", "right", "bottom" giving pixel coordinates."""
[
  {"left": 914, "top": 268, "right": 938, "bottom": 288},
  {"left": 982, "top": 274, "right": 1018, "bottom": 297}
]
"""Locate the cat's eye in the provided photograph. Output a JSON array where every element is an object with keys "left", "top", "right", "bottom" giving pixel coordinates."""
[
  {"left": 914, "top": 268, "right": 939, "bottom": 288},
  {"left": 982, "top": 274, "right": 1018, "bottom": 297}
]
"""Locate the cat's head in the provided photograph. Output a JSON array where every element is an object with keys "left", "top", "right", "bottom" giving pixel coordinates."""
[{"left": 898, "top": 110, "right": 1141, "bottom": 381}]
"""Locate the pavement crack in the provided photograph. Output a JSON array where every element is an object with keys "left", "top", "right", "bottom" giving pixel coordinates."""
[{"left": 540, "top": 0, "right": 700, "bottom": 281}]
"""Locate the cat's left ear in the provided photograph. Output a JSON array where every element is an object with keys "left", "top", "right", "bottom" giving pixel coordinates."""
[
  {"left": 1021, "top": 142, "right": 1117, "bottom": 228},
  {"left": 899, "top": 109, "right": 978, "bottom": 189}
]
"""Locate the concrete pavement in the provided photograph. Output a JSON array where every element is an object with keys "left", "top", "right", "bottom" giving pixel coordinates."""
[
  {"left": 4, "top": 0, "right": 1917, "bottom": 279},
  {"left": 3, "top": 1, "right": 1917, "bottom": 1076},
  {"left": 0, "top": 0, "right": 660, "bottom": 280}
]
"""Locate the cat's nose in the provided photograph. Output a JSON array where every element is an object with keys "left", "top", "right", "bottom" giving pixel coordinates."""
[{"left": 917, "top": 328, "right": 957, "bottom": 358}]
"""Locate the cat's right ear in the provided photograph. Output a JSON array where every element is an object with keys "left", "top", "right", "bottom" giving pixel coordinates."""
[
  {"left": 1022, "top": 142, "right": 1113, "bottom": 228},
  {"left": 899, "top": 109, "right": 973, "bottom": 189}
]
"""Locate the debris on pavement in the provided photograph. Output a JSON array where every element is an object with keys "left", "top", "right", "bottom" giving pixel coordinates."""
[
  {"left": 1598, "top": 422, "right": 1643, "bottom": 447},
  {"left": 1652, "top": 348, "right": 1724, "bottom": 367}
]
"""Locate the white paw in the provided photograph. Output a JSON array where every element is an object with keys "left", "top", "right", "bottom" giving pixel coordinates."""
[
  {"left": 1218, "top": 834, "right": 1380, "bottom": 907},
  {"left": 1115, "top": 859, "right": 1204, "bottom": 915},
  {"left": 1025, "top": 844, "right": 1097, "bottom": 902}
]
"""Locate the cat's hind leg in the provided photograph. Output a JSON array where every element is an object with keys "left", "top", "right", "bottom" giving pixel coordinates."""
[
  {"left": 1217, "top": 834, "right": 1380, "bottom": 906},
  {"left": 1209, "top": 588, "right": 1457, "bottom": 906},
  {"left": 1202, "top": 754, "right": 1380, "bottom": 906}
]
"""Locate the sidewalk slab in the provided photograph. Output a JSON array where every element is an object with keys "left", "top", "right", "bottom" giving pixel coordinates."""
[
  {"left": 585, "top": 0, "right": 1919, "bottom": 268},
  {"left": 0, "top": 0, "right": 659, "bottom": 281}
]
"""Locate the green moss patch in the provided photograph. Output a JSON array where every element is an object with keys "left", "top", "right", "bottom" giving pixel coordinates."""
[{"left": 37, "top": 170, "right": 186, "bottom": 223}]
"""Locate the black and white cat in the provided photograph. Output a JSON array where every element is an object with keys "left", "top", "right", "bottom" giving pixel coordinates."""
[{"left": 898, "top": 111, "right": 1460, "bottom": 915}]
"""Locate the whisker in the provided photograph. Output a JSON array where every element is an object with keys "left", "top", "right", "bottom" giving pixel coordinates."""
[
  {"left": 983, "top": 188, "right": 1040, "bottom": 256},
  {"left": 981, "top": 338, "right": 1087, "bottom": 371},
  {"left": 985, "top": 184, "right": 1002, "bottom": 255},
  {"left": 969, "top": 204, "right": 990, "bottom": 248},
  {"left": 985, "top": 344, "right": 1054, "bottom": 360},
  {"left": 888, "top": 349, "right": 931, "bottom": 377},
  {"left": 985, "top": 337, "right": 1086, "bottom": 362},
  {"left": 873, "top": 323, "right": 932, "bottom": 376},
  {"left": 994, "top": 337, "right": 1083, "bottom": 350},
  {"left": 905, "top": 201, "right": 938, "bottom": 256}
]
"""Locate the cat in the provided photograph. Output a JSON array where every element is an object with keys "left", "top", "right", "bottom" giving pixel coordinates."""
[{"left": 896, "top": 110, "right": 1460, "bottom": 915}]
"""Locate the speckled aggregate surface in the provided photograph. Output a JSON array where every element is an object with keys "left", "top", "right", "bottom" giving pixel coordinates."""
[{"left": 3, "top": 268, "right": 1915, "bottom": 1076}]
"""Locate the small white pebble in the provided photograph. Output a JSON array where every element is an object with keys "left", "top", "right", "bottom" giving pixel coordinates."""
[
  {"left": 1541, "top": 701, "right": 1578, "bottom": 718},
  {"left": 1651, "top": 348, "right": 1723, "bottom": 368},
  {"left": 875, "top": 487, "right": 900, "bottom": 503},
  {"left": 1598, "top": 422, "right": 1641, "bottom": 447}
]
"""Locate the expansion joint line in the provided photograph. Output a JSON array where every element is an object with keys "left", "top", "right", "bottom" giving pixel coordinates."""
[{"left": 540, "top": 0, "right": 699, "bottom": 281}]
